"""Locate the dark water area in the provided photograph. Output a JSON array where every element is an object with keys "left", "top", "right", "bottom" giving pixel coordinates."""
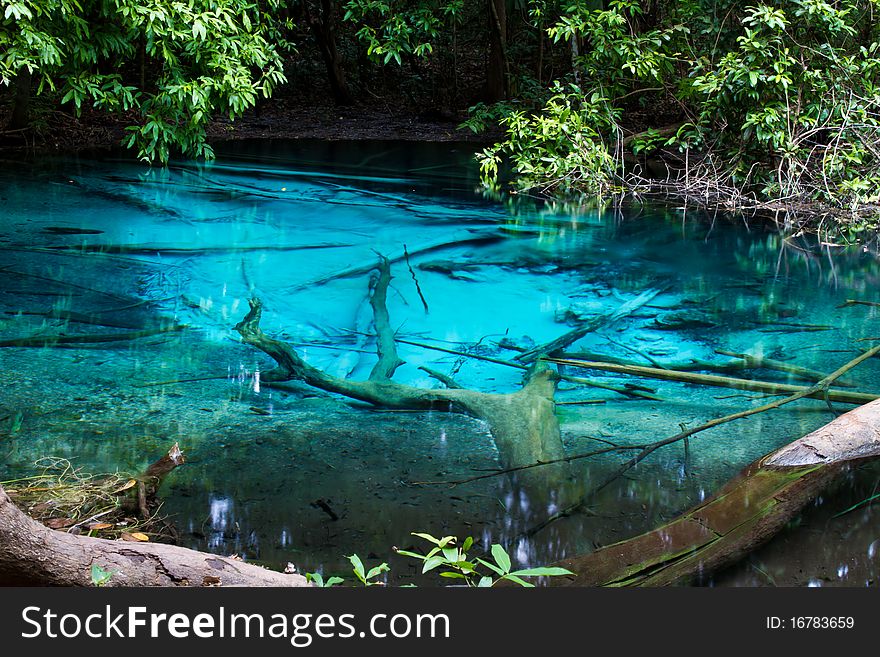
[{"left": 1, "top": 140, "right": 879, "bottom": 586}]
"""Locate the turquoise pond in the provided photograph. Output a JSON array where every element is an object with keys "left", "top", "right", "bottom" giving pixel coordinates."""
[{"left": 1, "top": 140, "right": 880, "bottom": 585}]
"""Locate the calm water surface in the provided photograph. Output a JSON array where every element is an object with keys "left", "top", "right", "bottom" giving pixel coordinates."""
[{"left": 1, "top": 140, "right": 879, "bottom": 585}]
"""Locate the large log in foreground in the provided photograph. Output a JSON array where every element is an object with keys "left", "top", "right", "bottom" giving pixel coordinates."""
[
  {"left": 0, "top": 482, "right": 310, "bottom": 587},
  {"left": 0, "top": 445, "right": 308, "bottom": 587},
  {"left": 549, "top": 398, "right": 880, "bottom": 586}
]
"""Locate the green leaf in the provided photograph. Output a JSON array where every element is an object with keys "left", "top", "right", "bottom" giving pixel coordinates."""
[
  {"left": 366, "top": 563, "right": 390, "bottom": 580},
  {"left": 477, "top": 576, "right": 494, "bottom": 588},
  {"left": 476, "top": 558, "right": 504, "bottom": 577},
  {"left": 192, "top": 21, "right": 207, "bottom": 41},
  {"left": 502, "top": 574, "right": 535, "bottom": 588},
  {"left": 90, "top": 563, "right": 116, "bottom": 587},
  {"left": 394, "top": 549, "right": 425, "bottom": 560},
  {"left": 462, "top": 536, "right": 474, "bottom": 553},
  {"left": 441, "top": 547, "right": 459, "bottom": 562},
  {"left": 348, "top": 554, "right": 366, "bottom": 581},
  {"left": 411, "top": 532, "right": 442, "bottom": 546},
  {"left": 491, "top": 544, "right": 511, "bottom": 574},
  {"left": 422, "top": 555, "right": 447, "bottom": 573},
  {"left": 449, "top": 560, "right": 477, "bottom": 574},
  {"left": 439, "top": 572, "right": 467, "bottom": 579},
  {"left": 509, "top": 567, "right": 574, "bottom": 578}
]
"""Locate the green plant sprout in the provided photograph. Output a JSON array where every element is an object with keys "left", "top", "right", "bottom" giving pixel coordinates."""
[
  {"left": 305, "top": 572, "right": 345, "bottom": 588},
  {"left": 348, "top": 554, "right": 390, "bottom": 586},
  {"left": 90, "top": 563, "right": 117, "bottom": 587},
  {"left": 395, "top": 532, "right": 573, "bottom": 587}
]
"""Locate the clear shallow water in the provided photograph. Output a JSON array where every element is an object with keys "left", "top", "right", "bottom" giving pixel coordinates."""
[{"left": 1, "top": 140, "right": 880, "bottom": 585}]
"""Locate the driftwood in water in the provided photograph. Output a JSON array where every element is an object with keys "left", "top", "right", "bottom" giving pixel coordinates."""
[
  {"left": 713, "top": 349, "right": 852, "bottom": 387},
  {"left": 236, "top": 257, "right": 568, "bottom": 485},
  {"left": 290, "top": 234, "right": 504, "bottom": 291},
  {"left": 515, "top": 286, "right": 667, "bottom": 364},
  {"left": 390, "top": 336, "right": 659, "bottom": 400},
  {"left": 545, "top": 357, "right": 878, "bottom": 405},
  {"left": 134, "top": 442, "right": 187, "bottom": 519},
  {"left": 561, "top": 348, "right": 849, "bottom": 386},
  {"left": 549, "top": 398, "right": 880, "bottom": 586}
]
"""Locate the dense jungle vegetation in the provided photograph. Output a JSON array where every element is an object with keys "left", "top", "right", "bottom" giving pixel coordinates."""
[{"left": 2, "top": 1, "right": 880, "bottom": 222}]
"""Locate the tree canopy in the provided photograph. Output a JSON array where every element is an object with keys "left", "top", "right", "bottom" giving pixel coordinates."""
[
  {"left": 1, "top": 0, "right": 287, "bottom": 160},
  {"left": 3, "top": 0, "right": 880, "bottom": 216}
]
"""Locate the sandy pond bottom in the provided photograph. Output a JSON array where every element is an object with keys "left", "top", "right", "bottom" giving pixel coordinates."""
[{"left": 1, "top": 140, "right": 880, "bottom": 585}]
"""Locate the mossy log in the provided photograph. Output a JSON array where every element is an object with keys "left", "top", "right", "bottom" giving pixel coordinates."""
[{"left": 549, "top": 398, "right": 880, "bottom": 586}]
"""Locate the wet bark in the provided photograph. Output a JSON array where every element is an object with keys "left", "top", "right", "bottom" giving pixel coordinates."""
[
  {"left": 548, "top": 398, "right": 880, "bottom": 586},
  {"left": 135, "top": 442, "right": 186, "bottom": 518}
]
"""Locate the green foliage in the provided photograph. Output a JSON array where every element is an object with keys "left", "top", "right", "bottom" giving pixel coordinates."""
[
  {"left": 548, "top": 0, "right": 684, "bottom": 95},
  {"left": 469, "top": 0, "right": 880, "bottom": 214},
  {"left": 1, "top": 0, "right": 287, "bottom": 162},
  {"left": 476, "top": 82, "right": 620, "bottom": 196},
  {"left": 686, "top": 0, "right": 880, "bottom": 207},
  {"left": 394, "top": 532, "right": 573, "bottom": 587},
  {"left": 303, "top": 533, "right": 573, "bottom": 588},
  {"left": 343, "top": 0, "right": 462, "bottom": 65}
]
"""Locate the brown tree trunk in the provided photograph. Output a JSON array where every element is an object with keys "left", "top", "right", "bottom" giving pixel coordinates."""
[
  {"left": 486, "top": 0, "right": 508, "bottom": 102},
  {"left": 535, "top": 20, "right": 544, "bottom": 85},
  {"left": 8, "top": 69, "right": 31, "bottom": 131},
  {"left": 307, "top": 0, "right": 355, "bottom": 106}
]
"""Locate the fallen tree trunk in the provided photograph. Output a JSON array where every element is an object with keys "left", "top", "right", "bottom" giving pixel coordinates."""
[
  {"left": 549, "top": 397, "right": 880, "bottom": 586},
  {"left": 237, "top": 257, "right": 569, "bottom": 487},
  {"left": 0, "top": 482, "right": 310, "bottom": 586}
]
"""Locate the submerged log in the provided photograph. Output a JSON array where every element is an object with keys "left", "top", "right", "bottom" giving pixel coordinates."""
[
  {"left": 134, "top": 442, "right": 187, "bottom": 519},
  {"left": 545, "top": 357, "right": 878, "bottom": 405},
  {"left": 516, "top": 285, "right": 667, "bottom": 364},
  {"left": 549, "top": 398, "right": 880, "bottom": 586},
  {"left": 236, "top": 257, "right": 569, "bottom": 488}
]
